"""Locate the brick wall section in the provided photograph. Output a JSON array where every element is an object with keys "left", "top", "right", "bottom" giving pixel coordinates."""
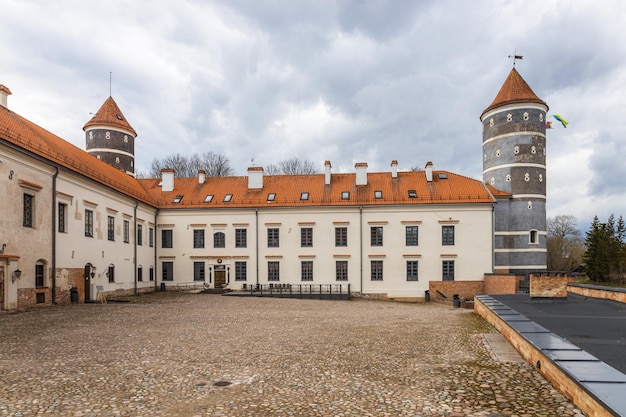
[
  {"left": 474, "top": 298, "right": 615, "bottom": 417},
  {"left": 429, "top": 281, "right": 484, "bottom": 300},
  {"left": 484, "top": 274, "right": 520, "bottom": 294},
  {"left": 530, "top": 273, "right": 568, "bottom": 298},
  {"left": 568, "top": 284, "right": 626, "bottom": 304},
  {"left": 17, "top": 288, "right": 52, "bottom": 308}
]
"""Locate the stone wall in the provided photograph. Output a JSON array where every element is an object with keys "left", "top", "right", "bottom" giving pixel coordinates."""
[
  {"left": 568, "top": 283, "right": 626, "bottom": 304},
  {"left": 530, "top": 273, "right": 568, "bottom": 298},
  {"left": 429, "top": 281, "right": 484, "bottom": 300},
  {"left": 484, "top": 274, "right": 520, "bottom": 294}
]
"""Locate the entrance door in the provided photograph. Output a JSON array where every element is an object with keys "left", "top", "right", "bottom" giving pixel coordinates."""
[
  {"left": 84, "top": 265, "right": 91, "bottom": 301},
  {"left": 214, "top": 271, "right": 226, "bottom": 289}
]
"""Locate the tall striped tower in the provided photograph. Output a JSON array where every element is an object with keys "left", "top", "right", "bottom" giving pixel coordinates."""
[
  {"left": 481, "top": 68, "right": 548, "bottom": 274},
  {"left": 83, "top": 97, "right": 137, "bottom": 177}
]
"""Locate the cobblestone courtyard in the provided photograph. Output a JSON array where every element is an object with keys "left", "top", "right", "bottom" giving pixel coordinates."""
[{"left": 0, "top": 293, "right": 584, "bottom": 416}]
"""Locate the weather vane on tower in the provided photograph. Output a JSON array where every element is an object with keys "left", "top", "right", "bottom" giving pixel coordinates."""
[{"left": 508, "top": 51, "right": 523, "bottom": 67}]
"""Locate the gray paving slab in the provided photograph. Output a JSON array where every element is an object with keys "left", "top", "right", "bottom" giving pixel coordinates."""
[
  {"left": 582, "top": 382, "right": 626, "bottom": 415},
  {"left": 507, "top": 320, "right": 551, "bottom": 333},
  {"left": 558, "top": 361, "right": 626, "bottom": 383},
  {"left": 545, "top": 349, "right": 600, "bottom": 361}
]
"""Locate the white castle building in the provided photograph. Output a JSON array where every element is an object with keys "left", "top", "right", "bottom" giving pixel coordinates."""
[{"left": 0, "top": 68, "right": 547, "bottom": 310}]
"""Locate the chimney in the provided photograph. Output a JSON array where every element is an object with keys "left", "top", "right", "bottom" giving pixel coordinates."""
[
  {"left": 0, "top": 84, "right": 12, "bottom": 108},
  {"left": 161, "top": 168, "right": 175, "bottom": 192},
  {"left": 324, "top": 160, "right": 332, "bottom": 185},
  {"left": 425, "top": 161, "right": 433, "bottom": 182},
  {"left": 248, "top": 166, "right": 264, "bottom": 189},
  {"left": 391, "top": 160, "right": 398, "bottom": 178},
  {"left": 355, "top": 162, "right": 368, "bottom": 186},
  {"left": 198, "top": 170, "right": 206, "bottom": 184}
]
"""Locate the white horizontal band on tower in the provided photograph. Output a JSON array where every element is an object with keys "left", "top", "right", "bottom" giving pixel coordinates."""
[
  {"left": 494, "top": 248, "right": 548, "bottom": 253},
  {"left": 496, "top": 264, "right": 548, "bottom": 270},
  {"left": 494, "top": 231, "right": 547, "bottom": 236},
  {"left": 483, "top": 162, "right": 545, "bottom": 174},
  {"left": 87, "top": 148, "right": 134, "bottom": 158},
  {"left": 482, "top": 131, "right": 546, "bottom": 146}
]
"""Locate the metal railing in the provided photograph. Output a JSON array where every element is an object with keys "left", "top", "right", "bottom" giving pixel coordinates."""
[{"left": 238, "top": 283, "right": 351, "bottom": 299}]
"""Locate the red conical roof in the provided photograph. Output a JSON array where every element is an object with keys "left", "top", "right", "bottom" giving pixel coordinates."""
[
  {"left": 481, "top": 68, "right": 547, "bottom": 119},
  {"left": 83, "top": 96, "right": 137, "bottom": 136}
]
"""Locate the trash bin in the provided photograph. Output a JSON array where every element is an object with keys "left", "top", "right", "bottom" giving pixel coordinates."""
[
  {"left": 453, "top": 294, "right": 460, "bottom": 308},
  {"left": 70, "top": 287, "right": 78, "bottom": 303},
  {"left": 424, "top": 290, "right": 430, "bottom": 302},
  {"left": 160, "top": 282, "right": 166, "bottom": 291}
]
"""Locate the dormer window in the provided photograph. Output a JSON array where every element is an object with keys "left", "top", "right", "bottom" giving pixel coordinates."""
[
  {"left": 300, "top": 192, "right": 309, "bottom": 200},
  {"left": 267, "top": 193, "right": 276, "bottom": 201},
  {"left": 224, "top": 194, "right": 233, "bottom": 202},
  {"left": 408, "top": 190, "right": 417, "bottom": 198},
  {"left": 173, "top": 195, "right": 183, "bottom": 203},
  {"left": 341, "top": 191, "right": 350, "bottom": 200},
  {"left": 374, "top": 190, "right": 382, "bottom": 199},
  {"left": 438, "top": 174, "right": 448, "bottom": 179},
  {"left": 204, "top": 194, "right": 213, "bottom": 203}
]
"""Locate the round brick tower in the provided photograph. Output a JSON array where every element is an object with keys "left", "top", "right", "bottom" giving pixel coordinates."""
[
  {"left": 481, "top": 68, "right": 548, "bottom": 275},
  {"left": 83, "top": 96, "right": 137, "bottom": 177}
]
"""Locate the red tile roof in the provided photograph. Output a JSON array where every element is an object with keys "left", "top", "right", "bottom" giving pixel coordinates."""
[
  {"left": 138, "top": 170, "right": 495, "bottom": 209},
  {"left": 481, "top": 68, "right": 547, "bottom": 119},
  {"left": 0, "top": 105, "right": 153, "bottom": 204},
  {"left": 82, "top": 97, "right": 137, "bottom": 136}
]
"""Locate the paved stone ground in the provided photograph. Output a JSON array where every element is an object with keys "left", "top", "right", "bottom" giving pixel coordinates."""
[{"left": 0, "top": 293, "right": 586, "bottom": 417}]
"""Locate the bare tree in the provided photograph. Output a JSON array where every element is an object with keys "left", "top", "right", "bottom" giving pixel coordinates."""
[
  {"left": 265, "top": 158, "right": 318, "bottom": 175},
  {"left": 144, "top": 152, "right": 234, "bottom": 178},
  {"left": 264, "top": 163, "right": 281, "bottom": 175},
  {"left": 547, "top": 215, "right": 585, "bottom": 273}
]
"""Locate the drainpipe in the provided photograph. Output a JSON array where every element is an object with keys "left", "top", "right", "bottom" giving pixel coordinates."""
[
  {"left": 133, "top": 200, "right": 138, "bottom": 296},
  {"left": 51, "top": 166, "right": 59, "bottom": 304},
  {"left": 359, "top": 206, "right": 363, "bottom": 297},
  {"left": 492, "top": 204, "right": 496, "bottom": 273},
  {"left": 255, "top": 208, "right": 259, "bottom": 286},
  {"left": 154, "top": 208, "right": 159, "bottom": 292}
]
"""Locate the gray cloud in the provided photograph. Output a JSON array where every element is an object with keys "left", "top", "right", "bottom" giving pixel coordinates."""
[{"left": 2, "top": 0, "right": 626, "bottom": 232}]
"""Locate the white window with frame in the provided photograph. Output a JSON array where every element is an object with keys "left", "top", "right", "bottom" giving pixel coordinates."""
[
  {"left": 268, "top": 261, "right": 280, "bottom": 281},
  {"left": 123, "top": 220, "right": 130, "bottom": 243},
  {"left": 406, "top": 261, "right": 419, "bottom": 281},
  {"left": 442, "top": 225, "right": 455, "bottom": 246},
  {"left": 235, "top": 229, "right": 247, "bottom": 248},
  {"left": 193, "top": 262, "right": 205, "bottom": 281},
  {"left": 162, "top": 261, "right": 174, "bottom": 281},
  {"left": 301, "top": 261, "right": 313, "bottom": 281},
  {"left": 235, "top": 261, "right": 247, "bottom": 281},
  {"left": 193, "top": 229, "right": 205, "bottom": 248},
  {"left": 58, "top": 202, "right": 68, "bottom": 233},
  {"left": 336, "top": 261, "right": 348, "bottom": 281},
  {"left": 442, "top": 260, "right": 455, "bottom": 281},
  {"left": 371, "top": 260, "right": 383, "bottom": 281}
]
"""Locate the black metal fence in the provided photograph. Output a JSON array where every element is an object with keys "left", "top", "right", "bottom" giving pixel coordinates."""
[{"left": 230, "top": 283, "right": 351, "bottom": 300}]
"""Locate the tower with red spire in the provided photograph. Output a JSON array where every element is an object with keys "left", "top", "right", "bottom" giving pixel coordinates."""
[
  {"left": 83, "top": 97, "right": 137, "bottom": 177},
  {"left": 481, "top": 68, "right": 548, "bottom": 274}
]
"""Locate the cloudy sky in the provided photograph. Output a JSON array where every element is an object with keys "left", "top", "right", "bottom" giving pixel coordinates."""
[{"left": 2, "top": 0, "right": 625, "bottom": 232}]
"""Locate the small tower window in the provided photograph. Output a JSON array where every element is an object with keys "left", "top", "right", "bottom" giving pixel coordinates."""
[{"left": 529, "top": 230, "right": 538, "bottom": 244}]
